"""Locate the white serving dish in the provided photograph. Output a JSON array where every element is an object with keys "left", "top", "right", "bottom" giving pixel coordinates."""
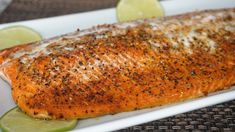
[{"left": 0, "top": 0, "right": 235, "bottom": 131}]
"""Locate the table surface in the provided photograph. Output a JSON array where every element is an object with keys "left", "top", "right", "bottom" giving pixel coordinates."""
[{"left": 0, "top": 0, "right": 235, "bottom": 131}]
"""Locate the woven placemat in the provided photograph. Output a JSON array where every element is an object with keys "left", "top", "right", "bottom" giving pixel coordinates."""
[
  {"left": 119, "top": 100, "right": 235, "bottom": 131},
  {"left": 0, "top": 0, "right": 118, "bottom": 23},
  {"left": 0, "top": 0, "right": 235, "bottom": 131}
]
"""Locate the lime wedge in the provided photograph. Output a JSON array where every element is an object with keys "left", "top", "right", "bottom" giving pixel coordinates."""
[
  {"left": 0, "top": 107, "right": 77, "bottom": 132},
  {"left": 117, "top": 0, "right": 164, "bottom": 22},
  {"left": 0, "top": 26, "right": 42, "bottom": 50}
]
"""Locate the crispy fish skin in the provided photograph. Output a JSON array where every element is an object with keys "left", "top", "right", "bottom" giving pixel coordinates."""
[{"left": 0, "top": 8, "right": 234, "bottom": 119}]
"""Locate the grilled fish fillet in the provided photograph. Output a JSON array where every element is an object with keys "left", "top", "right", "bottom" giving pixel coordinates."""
[{"left": 0, "top": 8, "right": 234, "bottom": 119}]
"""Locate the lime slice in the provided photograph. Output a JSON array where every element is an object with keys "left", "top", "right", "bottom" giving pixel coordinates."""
[
  {"left": 0, "top": 107, "right": 77, "bottom": 132},
  {"left": 0, "top": 26, "right": 42, "bottom": 50},
  {"left": 117, "top": 0, "right": 164, "bottom": 22}
]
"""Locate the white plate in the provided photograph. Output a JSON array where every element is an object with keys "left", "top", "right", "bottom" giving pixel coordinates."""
[{"left": 0, "top": 0, "right": 235, "bottom": 131}]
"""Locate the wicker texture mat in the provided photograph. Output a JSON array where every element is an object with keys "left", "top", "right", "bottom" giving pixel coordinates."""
[
  {"left": 0, "top": 0, "right": 235, "bottom": 131},
  {"left": 119, "top": 100, "right": 235, "bottom": 131},
  {"left": 0, "top": 0, "right": 118, "bottom": 23}
]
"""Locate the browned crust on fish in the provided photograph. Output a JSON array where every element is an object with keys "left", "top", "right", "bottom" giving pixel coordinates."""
[{"left": 0, "top": 8, "right": 235, "bottom": 119}]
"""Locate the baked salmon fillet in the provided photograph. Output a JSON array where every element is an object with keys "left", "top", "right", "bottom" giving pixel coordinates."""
[{"left": 0, "top": 8, "right": 234, "bottom": 119}]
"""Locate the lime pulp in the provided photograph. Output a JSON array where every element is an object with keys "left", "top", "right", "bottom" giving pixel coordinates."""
[
  {"left": 0, "top": 26, "right": 42, "bottom": 50},
  {"left": 0, "top": 107, "right": 77, "bottom": 132},
  {"left": 117, "top": 0, "right": 164, "bottom": 22}
]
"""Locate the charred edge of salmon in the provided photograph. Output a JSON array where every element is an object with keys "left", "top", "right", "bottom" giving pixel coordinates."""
[{"left": 0, "top": 7, "right": 234, "bottom": 67}]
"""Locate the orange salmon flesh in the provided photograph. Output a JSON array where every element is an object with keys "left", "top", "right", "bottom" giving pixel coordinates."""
[{"left": 0, "top": 8, "right": 234, "bottom": 119}]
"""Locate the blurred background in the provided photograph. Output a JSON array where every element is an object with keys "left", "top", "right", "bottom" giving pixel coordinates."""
[
  {"left": 0, "top": 0, "right": 118, "bottom": 24},
  {"left": 0, "top": 0, "right": 11, "bottom": 14}
]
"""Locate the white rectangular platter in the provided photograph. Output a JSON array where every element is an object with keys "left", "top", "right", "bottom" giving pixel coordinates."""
[{"left": 0, "top": 0, "right": 235, "bottom": 131}]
